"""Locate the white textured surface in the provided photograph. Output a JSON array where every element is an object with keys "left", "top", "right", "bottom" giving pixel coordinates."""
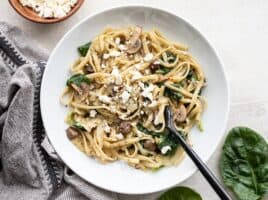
[{"left": 1, "top": 1, "right": 268, "bottom": 199}]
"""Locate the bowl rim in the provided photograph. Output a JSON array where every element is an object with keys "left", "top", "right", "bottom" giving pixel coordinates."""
[
  {"left": 40, "top": 4, "right": 230, "bottom": 194},
  {"left": 8, "top": 0, "right": 85, "bottom": 24}
]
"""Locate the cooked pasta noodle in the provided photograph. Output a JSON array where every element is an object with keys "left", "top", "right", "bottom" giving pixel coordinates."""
[{"left": 61, "top": 26, "right": 206, "bottom": 170}]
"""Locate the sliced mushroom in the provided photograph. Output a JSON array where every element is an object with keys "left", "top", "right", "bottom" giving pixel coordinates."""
[
  {"left": 66, "top": 127, "right": 79, "bottom": 140},
  {"left": 143, "top": 140, "right": 157, "bottom": 151},
  {"left": 85, "top": 63, "right": 94, "bottom": 73},
  {"left": 71, "top": 83, "right": 83, "bottom": 96},
  {"left": 126, "top": 26, "right": 142, "bottom": 54},
  {"left": 149, "top": 63, "right": 160, "bottom": 72},
  {"left": 174, "top": 104, "right": 187, "bottom": 122},
  {"left": 119, "top": 121, "right": 132, "bottom": 135}
]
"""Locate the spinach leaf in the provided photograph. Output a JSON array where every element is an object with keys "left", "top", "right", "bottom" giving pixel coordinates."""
[
  {"left": 155, "top": 66, "right": 172, "bottom": 75},
  {"left": 158, "top": 132, "right": 180, "bottom": 155},
  {"left": 136, "top": 122, "right": 160, "bottom": 137},
  {"left": 187, "top": 69, "right": 198, "bottom": 81},
  {"left": 78, "top": 42, "right": 91, "bottom": 57},
  {"left": 220, "top": 127, "right": 268, "bottom": 200},
  {"left": 166, "top": 51, "right": 176, "bottom": 63},
  {"left": 66, "top": 74, "right": 90, "bottom": 87},
  {"left": 164, "top": 87, "right": 182, "bottom": 101},
  {"left": 158, "top": 186, "right": 202, "bottom": 200},
  {"left": 136, "top": 123, "right": 182, "bottom": 156},
  {"left": 66, "top": 113, "right": 86, "bottom": 131}
]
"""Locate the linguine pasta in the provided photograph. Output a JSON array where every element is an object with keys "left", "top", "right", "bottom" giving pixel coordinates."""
[{"left": 60, "top": 26, "right": 206, "bottom": 170}]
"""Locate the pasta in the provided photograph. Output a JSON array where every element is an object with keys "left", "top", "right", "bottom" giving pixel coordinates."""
[{"left": 60, "top": 26, "right": 206, "bottom": 170}]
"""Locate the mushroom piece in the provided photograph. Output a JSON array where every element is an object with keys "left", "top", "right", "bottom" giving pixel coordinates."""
[
  {"left": 149, "top": 63, "right": 160, "bottom": 72},
  {"left": 119, "top": 121, "right": 132, "bottom": 135},
  {"left": 126, "top": 26, "right": 142, "bottom": 54},
  {"left": 85, "top": 64, "right": 94, "bottom": 73},
  {"left": 143, "top": 140, "right": 157, "bottom": 151},
  {"left": 66, "top": 127, "right": 79, "bottom": 140},
  {"left": 71, "top": 82, "right": 90, "bottom": 97},
  {"left": 174, "top": 104, "right": 187, "bottom": 122}
]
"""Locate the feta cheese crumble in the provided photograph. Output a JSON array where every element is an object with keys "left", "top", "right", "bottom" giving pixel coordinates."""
[
  {"left": 120, "top": 90, "right": 131, "bottom": 103},
  {"left": 98, "top": 95, "right": 111, "bottom": 104},
  {"left": 143, "top": 53, "right": 154, "bottom": 62},
  {"left": 161, "top": 146, "right": 171, "bottom": 154},
  {"left": 111, "top": 67, "right": 123, "bottom": 85},
  {"left": 89, "top": 110, "right": 97, "bottom": 117},
  {"left": 19, "top": 0, "right": 78, "bottom": 18},
  {"left": 115, "top": 133, "right": 124, "bottom": 140}
]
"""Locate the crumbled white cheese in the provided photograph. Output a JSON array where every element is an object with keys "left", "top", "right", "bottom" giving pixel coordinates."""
[
  {"left": 109, "top": 50, "right": 121, "bottom": 57},
  {"left": 103, "top": 53, "right": 110, "bottom": 59},
  {"left": 134, "top": 63, "right": 142, "bottom": 69},
  {"left": 111, "top": 67, "right": 122, "bottom": 85},
  {"left": 131, "top": 70, "right": 143, "bottom": 80},
  {"left": 161, "top": 146, "right": 171, "bottom": 154},
  {"left": 115, "top": 37, "right": 120, "bottom": 45},
  {"left": 115, "top": 133, "right": 124, "bottom": 140},
  {"left": 140, "top": 110, "right": 145, "bottom": 115},
  {"left": 103, "top": 123, "right": 111, "bottom": 133},
  {"left": 125, "top": 85, "right": 132, "bottom": 93},
  {"left": 118, "top": 44, "right": 127, "bottom": 51},
  {"left": 110, "top": 106, "right": 117, "bottom": 113},
  {"left": 19, "top": 0, "right": 77, "bottom": 18},
  {"left": 98, "top": 95, "right": 111, "bottom": 104},
  {"left": 120, "top": 90, "right": 131, "bottom": 103},
  {"left": 141, "top": 84, "right": 155, "bottom": 101},
  {"left": 113, "top": 86, "right": 119, "bottom": 92},
  {"left": 89, "top": 110, "right": 97, "bottom": 117},
  {"left": 143, "top": 53, "right": 154, "bottom": 62},
  {"left": 101, "top": 64, "right": 106, "bottom": 69},
  {"left": 154, "top": 60, "right": 161, "bottom": 65}
]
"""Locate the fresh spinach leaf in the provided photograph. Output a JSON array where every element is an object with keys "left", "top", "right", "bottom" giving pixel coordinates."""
[
  {"left": 136, "top": 123, "right": 182, "bottom": 156},
  {"left": 78, "top": 42, "right": 91, "bottom": 57},
  {"left": 66, "top": 113, "right": 86, "bottom": 131},
  {"left": 66, "top": 74, "right": 90, "bottom": 87},
  {"left": 136, "top": 122, "right": 160, "bottom": 137},
  {"left": 220, "top": 127, "right": 268, "bottom": 200},
  {"left": 158, "top": 132, "right": 180, "bottom": 155},
  {"left": 158, "top": 186, "right": 202, "bottom": 200},
  {"left": 155, "top": 66, "right": 172, "bottom": 75},
  {"left": 187, "top": 69, "right": 198, "bottom": 81},
  {"left": 164, "top": 87, "right": 182, "bottom": 101}
]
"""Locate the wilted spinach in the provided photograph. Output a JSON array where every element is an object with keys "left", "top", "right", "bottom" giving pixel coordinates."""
[
  {"left": 66, "top": 74, "right": 90, "bottom": 87},
  {"left": 155, "top": 66, "right": 172, "bottom": 75},
  {"left": 66, "top": 112, "right": 86, "bottom": 131},
  {"left": 158, "top": 186, "right": 202, "bottom": 200},
  {"left": 78, "top": 42, "right": 91, "bottom": 57},
  {"left": 220, "top": 127, "right": 268, "bottom": 200},
  {"left": 164, "top": 87, "right": 182, "bottom": 101},
  {"left": 136, "top": 123, "right": 181, "bottom": 155},
  {"left": 158, "top": 132, "right": 180, "bottom": 155}
]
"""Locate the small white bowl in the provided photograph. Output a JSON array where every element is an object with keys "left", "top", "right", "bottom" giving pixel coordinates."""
[{"left": 41, "top": 5, "right": 229, "bottom": 194}]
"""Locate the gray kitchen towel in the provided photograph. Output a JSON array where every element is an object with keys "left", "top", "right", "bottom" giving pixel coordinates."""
[{"left": 0, "top": 22, "right": 125, "bottom": 200}]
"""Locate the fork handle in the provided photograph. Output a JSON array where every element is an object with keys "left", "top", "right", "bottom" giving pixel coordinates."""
[{"left": 168, "top": 127, "right": 233, "bottom": 200}]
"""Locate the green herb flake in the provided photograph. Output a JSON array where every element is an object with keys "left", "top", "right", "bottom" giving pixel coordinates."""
[
  {"left": 78, "top": 42, "right": 91, "bottom": 57},
  {"left": 66, "top": 74, "right": 90, "bottom": 87},
  {"left": 158, "top": 186, "right": 202, "bottom": 200},
  {"left": 220, "top": 127, "right": 268, "bottom": 200}
]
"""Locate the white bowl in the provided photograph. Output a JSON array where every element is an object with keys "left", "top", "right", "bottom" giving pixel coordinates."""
[{"left": 41, "top": 5, "right": 229, "bottom": 194}]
